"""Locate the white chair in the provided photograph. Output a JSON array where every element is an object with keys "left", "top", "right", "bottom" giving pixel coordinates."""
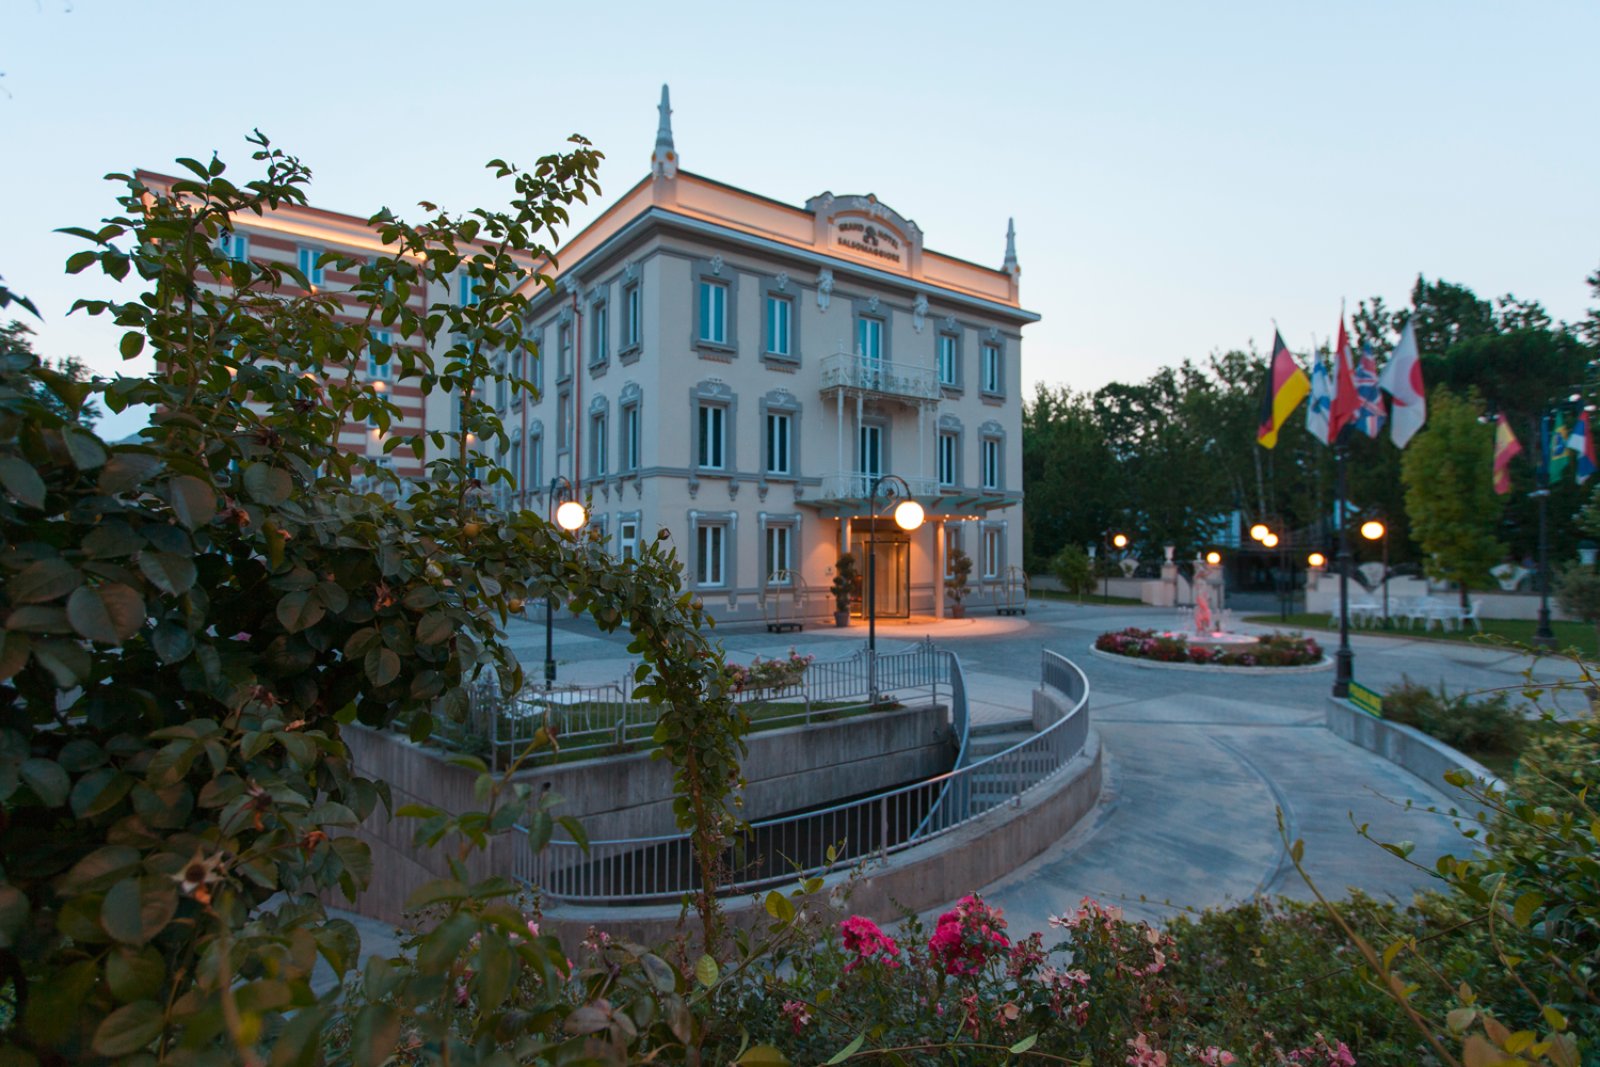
[
  {"left": 1458, "top": 598, "right": 1482, "bottom": 633},
  {"left": 1405, "top": 598, "right": 1435, "bottom": 631}
]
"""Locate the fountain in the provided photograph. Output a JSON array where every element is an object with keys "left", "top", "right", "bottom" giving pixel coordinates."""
[{"left": 1160, "top": 556, "right": 1257, "bottom": 650}]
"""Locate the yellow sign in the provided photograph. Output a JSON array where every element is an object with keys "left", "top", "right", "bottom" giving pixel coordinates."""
[{"left": 1348, "top": 681, "right": 1383, "bottom": 718}]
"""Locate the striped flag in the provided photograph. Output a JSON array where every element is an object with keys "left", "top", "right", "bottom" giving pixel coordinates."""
[
  {"left": 1493, "top": 414, "right": 1522, "bottom": 495},
  {"left": 1571, "top": 411, "right": 1598, "bottom": 484},
  {"left": 1257, "top": 330, "right": 1311, "bottom": 449},
  {"left": 1306, "top": 347, "right": 1333, "bottom": 444},
  {"left": 1353, "top": 342, "right": 1387, "bottom": 439}
]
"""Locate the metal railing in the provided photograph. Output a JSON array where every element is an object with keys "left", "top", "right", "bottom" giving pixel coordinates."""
[
  {"left": 816, "top": 471, "right": 941, "bottom": 502},
  {"left": 466, "top": 639, "right": 947, "bottom": 768},
  {"left": 518, "top": 648, "right": 1090, "bottom": 903},
  {"left": 819, "top": 350, "right": 942, "bottom": 402}
]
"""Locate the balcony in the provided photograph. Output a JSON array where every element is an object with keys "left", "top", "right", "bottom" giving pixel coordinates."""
[
  {"left": 819, "top": 350, "right": 941, "bottom": 404},
  {"left": 815, "top": 472, "right": 941, "bottom": 503}
]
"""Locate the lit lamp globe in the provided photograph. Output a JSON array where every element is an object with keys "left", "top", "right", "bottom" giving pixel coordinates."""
[
  {"left": 1112, "top": 533, "right": 1129, "bottom": 549},
  {"left": 1249, "top": 523, "right": 1269, "bottom": 542},
  {"left": 1205, "top": 551, "right": 1221, "bottom": 566},
  {"left": 1308, "top": 552, "right": 1327, "bottom": 568},
  {"left": 892, "top": 499, "right": 925, "bottom": 531},
  {"left": 1262, "top": 532, "right": 1280, "bottom": 548},
  {"left": 554, "top": 500, "right": 588, "bottom": 532},
  {"left": 1360, "top": 520, "right": 1385, "bottom": 542}
]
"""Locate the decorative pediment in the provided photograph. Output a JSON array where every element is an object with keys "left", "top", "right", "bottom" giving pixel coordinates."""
[{"left": 804, "top": 192, "right": 924, "bottom": 273}]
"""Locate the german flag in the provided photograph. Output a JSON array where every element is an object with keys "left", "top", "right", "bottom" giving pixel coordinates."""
[
  {"left": 1256, "top": 330, "right": 1311, "bottom": 449},
  {"left": 1493, "top": 414, "right": 1522, "bottom": 494}
]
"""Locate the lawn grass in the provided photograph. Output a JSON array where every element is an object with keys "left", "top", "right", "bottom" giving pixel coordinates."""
[
  {"left": 1029, "top": 589, "right": 1146, "bottom": 607},
  {"left": 1242, "top": 612, "right": 1599, "bottom": 658}
]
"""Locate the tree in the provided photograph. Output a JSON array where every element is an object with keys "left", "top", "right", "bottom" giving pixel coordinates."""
[
  {"left": 1021, "top": 383, "right": 1121, "bottom": 567},
  {"left": 1400, "top": 387, "right": 1505, "bottom": 606},
  {"left": 1051, "top": 544, "right": 1094, "bottom": 599},
  {"left": 1, "top": 319, "right": 99, "bottom": 427}
]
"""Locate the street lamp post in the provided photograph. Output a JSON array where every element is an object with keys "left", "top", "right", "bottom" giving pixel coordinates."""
[
  {"left": 1360, "top": 519, "right": 1389, "bottom": 623},
  {"left": 1103, "top": 532, "right": 1128, "bottom": 602},
  {"left": 543, "top": 475, "right": 588, "bottom": 688},
  {"left": 1532, "top": 411, "right": 1557, "bottom": 650},
  {"left": 1333, "top": 444, "right": 1354, "bottom": 698},
  {"left": 866, "top": 475, "right": 925, "bottom": 702}
]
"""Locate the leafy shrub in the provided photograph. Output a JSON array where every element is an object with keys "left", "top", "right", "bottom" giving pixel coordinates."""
[
  {"left": 1051, "top": 544, "right": 1095, "bottom": 597},
  {"left": 1382, "top": 678, "right": 1528, "bottom": 759}
]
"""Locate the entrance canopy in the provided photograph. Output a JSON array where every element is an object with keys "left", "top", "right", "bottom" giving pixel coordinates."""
[{"left": 802, "top": 491, "right": 1020, "bottom": 522}]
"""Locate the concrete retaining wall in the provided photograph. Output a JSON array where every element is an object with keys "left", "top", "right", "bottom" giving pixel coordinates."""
[
  {"left": 1324, "top": 696, "right": 1501, "bottom": 818},
  {"left": 338, "top": 705, "right": 953, "bottom": 924}
]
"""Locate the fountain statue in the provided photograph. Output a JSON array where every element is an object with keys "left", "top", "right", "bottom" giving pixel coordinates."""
[{"left": 1193, "top": 557, "right": 1215, "bottom": 635}]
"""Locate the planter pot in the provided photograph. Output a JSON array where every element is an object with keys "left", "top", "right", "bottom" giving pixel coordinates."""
[
  {"left": 834, "top": 610, "right": 850, "bottom": 628},
  {"left": 949, "top": 603, "right": 966, "bottom": 619}
]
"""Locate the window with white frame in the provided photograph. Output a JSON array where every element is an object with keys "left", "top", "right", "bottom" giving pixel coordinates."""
[
  {"left": 765, "top": 524, "right": 792, "bottom": 583},
  {"left": 765, "top": 411, "right": 792, "bottom": 476},
  {"left": 858, "top": 424, "right": 883, "bottom": 479},
  {"left": 620, "top": 519, "right": 639, "bottom": 562},
  {"left": 495, "top": 372, "right": 508, "bottom": 414},
  {"left": 695, "top": 523, "right": 727, "bottom": 586},
  {"left": 457, "top": 270, "right": 480, "bottom": 307},
  {"left": 297, "top": 247, "right": 324, "bottom": 288},
  {"left": 557, "top": 391, "right": 572, "bottom": 453},
  {"left": 698, "top": 280, "right": 728, "bottom": 345},
  {"left": 938, "top": 333, "right": 959, "bottom": 386},
  {"left": 591, "top": 411, "right": 608, "bottom": 475},
  {"left": 981, "top": 342, "right": 1001, "bottom": 393},
  {"left": 529, "top": 433, "right": 544, "bottom": 486},
  {"left": 591, "top": 302, "right": 608, "bottom": 364},
  {"left": 367, "top": 331, "right": 392, "bottom": 380},
  {"left": 558, "top": 324, "right": 572, "bottom": 378},
  {"left": 765, "top": 294, "right": 792, "bottom": 357},
  {"left": 856, "top": 316, "right": 883, "bottom": 360},
  {"left": 511, "top": 351, "right": 524, "bottom": 406},
  {"left": 983, "top": 526, "right": 1002, "bottom": 579},
  {"left": 938, "top": 431, "right": 958, "bottom": 487},
  {"left": 509, "top": 440, "right": 521, "bottom": 494},
  {"left": 698, "top": 403, "right": 726, "bottom": 469},
  {"left": 981, "top": 437, "right": 1001, "bottom": 490},
  {"left": 218, "top": 231, "right": 249, "bottom": 263},
  {"left": 622, "top": 283, "right": 641, "bottom": 349},
  {"left": 621, "top": 403, "right": 640, "bottom": 472}
]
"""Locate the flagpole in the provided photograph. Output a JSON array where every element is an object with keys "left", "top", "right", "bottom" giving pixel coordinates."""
[
  {"left": 1533, "top": 410, "right": 1557, "bottom": 650},
  {"left": 1333, "top": 438, "right": 1354, "bottom": 697}
]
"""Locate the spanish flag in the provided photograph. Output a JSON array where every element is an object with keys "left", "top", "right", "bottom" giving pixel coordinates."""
[
  {"left": 1493, "top": 414, "right": 1522, "bottom": 495},
  {"left": 1256, "top": 330, "right": 1310, "bottom": 449}
]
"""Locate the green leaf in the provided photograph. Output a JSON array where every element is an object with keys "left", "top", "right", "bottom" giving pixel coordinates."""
[
  {"left": 277, "top": 591, "right": 326, "bottom": 634},
  {"left": 694, "top": 952, "right": 719, "bottom": 989},
  {"left": 66, "top": 583, "right": 146, "bottom": 645},
  {"left": 764, "top": 889, "right": 795, "bottom": 924},
  {"left": 118, "top": 332, "right": 145, "bottom": 360},
  {"left": 100, "top": 876, "right": 178, "bottom": 946},
  {"left": 10, "top": 559, "right": 82, "bottom": 604},
  {"left": 243, "top": 463, "right": 293, "bottom": 506},
  {"left": 61, "top": 428, "right": 108, "bottom": 470},
  {"left": 822, "top": 1035, "right": 865, "bottom": 1064},
  {"left": 1009, "top": 1034, "right": 1038, "bottom": 1054},
  {"left": 1511, "top": 891, "right": 1543, "bottom": 928},
  {"left": 165, "top": 474, "right": 216, "bottom": 529},
  {"left": 106, "top": 947, "right": 166, "bottom": 1003},
  {"left": 138, "top": 551, "right": 197, "bottom": 596},
  {"left": 97, "top": 452, "right": 163, "bottom": 493},
  {"left": 70, "top": 767, "right": 134, "bottom": 819},
  {"left": 0, "top": 884, "right": 29, "bottom": 948},
  {"left": 740, "top": 1046, "right": 792, "bottom": 1066},
  {"left": 0, "top": 457, "right": 46, "bottom": 509},
  {"left": 415, "top": 612, "right": 453, "bottom": 646},
  {"left": 364, "top": 646, "right": 400, "bottom": 687},
  {"left": 91, "top": 1000, "right": 165, "bottom": 1057},
  {"left": 19, "top": 758, "right": 69, "bottom": 807},
  {"left": 150, "top": 621, "right": 194, "bottom": 664}
]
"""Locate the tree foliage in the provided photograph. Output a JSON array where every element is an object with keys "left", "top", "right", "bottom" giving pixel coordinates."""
[{"left": 1400, "top": 388, "right": 1504, "bottom": 602}]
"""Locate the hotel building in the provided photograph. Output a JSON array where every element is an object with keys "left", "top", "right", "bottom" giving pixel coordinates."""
[{"left": 157, "top": 87, "right": 1038, "bottom": 625}]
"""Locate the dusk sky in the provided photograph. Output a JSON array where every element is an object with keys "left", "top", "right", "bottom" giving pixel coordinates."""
[{"left": 3, "top": 0, "right": 1595, "bottom": 440}]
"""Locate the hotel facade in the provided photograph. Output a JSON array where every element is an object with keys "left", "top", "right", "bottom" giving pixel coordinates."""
[{"left": 172, "top": 87, "right": 1038, "bottom": 625}]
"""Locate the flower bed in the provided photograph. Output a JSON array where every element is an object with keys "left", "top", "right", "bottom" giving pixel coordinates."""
[
  {"left": 725, "top": 648, "right": 816, "bottom": 695},
  {"left": 1095, "top": 628, "right": 1322, "bottom": 667}
]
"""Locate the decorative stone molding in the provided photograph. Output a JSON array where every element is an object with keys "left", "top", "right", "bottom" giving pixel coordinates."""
[
  {"left": 942, "top": 314, "right": 958, "bottom": 332},
  {"left": 774, "top": 271, "right": 789, "bottom": 292},
  {"left": 817, "top": 269, "right": 834, "bottom": 310},
  {"left": 710, "top": 255, "right": 724, "bottom": 276}
]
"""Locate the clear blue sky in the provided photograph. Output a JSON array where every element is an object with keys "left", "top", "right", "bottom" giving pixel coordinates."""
[{"left": 3, "top": 0, "right": 1596, "bottom": 440}]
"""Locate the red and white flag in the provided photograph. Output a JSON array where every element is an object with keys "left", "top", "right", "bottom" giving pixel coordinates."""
[
  {"left": 1329, "top": 316, "right": 1361, "bottom": 442},
  {"left": 1378, "top": 319, "right": 1427, "bottom": 448}
]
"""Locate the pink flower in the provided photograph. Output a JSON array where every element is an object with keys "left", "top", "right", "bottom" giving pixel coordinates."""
[
  {"left": 1126, "top": 1032, "right": 1168, "bottom": 1067},
  {"left": 929, "top": 895, "right": 1011, "bottom": 977},
  {"left": 1287, "top": 1034, "right": 1356, "bottom": 1067},
  {"left": 780, "top": 999, "right": 812, "bottom": 1034},
  {"left": 839, "top": 915, "right": 902, "bottom": 972},
  {"left": 1194, "top": 1047, "right": 1237, "bottom": 1067}
]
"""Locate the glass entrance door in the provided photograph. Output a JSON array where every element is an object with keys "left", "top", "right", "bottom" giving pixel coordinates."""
[{"left": 851, "top": 522, "right": 911, "bottom": 619}]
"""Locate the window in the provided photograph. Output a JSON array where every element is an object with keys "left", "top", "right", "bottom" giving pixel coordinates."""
[
  {"left": 695, "top": 523, "right": 726, "bottom": 586},
  {"left": 698, "top": 404, "right": 726, "bottom": 469},
  {"left": 495, "top": 374, "right": 508, "bottom": 414},
  {"left": 698, "top": 280, "right": 728, "bottom": 345},
  {"left": 981, "top": 437, "right": 1001, "bottom": 490},
  {"left": 557, "top": 391, "right": 572, "bottom": 453},
  {"left": 511, "top": 351, "right": 524, "bottom": 407},
  {"left": 765, "top": 294, "right": 792, "bottom": 356},
  {"left": 509, "top": 440, "right": 521, "bottom": 494},
  {"left": 766, "top": 525, "right": 792, "bottom": 583},
  {"left": 591, "top": 411, "right": 608, "bottom": 476},
  {"left": 938, "top": 333, "right": 959, "bottom": 387},
  {"left": 622, "top": 404, "right": 641, "bottom": 472},
  {"left": 297, "top": 247, "right": 324, "bottom": 288},
  {"left": 558, "top": 324, "right": 573, "bottom": 379},
  {"left": 620, "top": 520, "right": 639, "bottom": 562},
  {"left": 367, "top": 331, "right": 392, "bottom": 380},
  {"left": 529, "top": 433, "right": 544, "bottom": 486},
  {"left": 981, "top": 343, "right": 1001, "bottom": 393},
  {"left": 858, "top": 425, "right": 883, "bottom": 479},
  {"left": 765, "top": 411, "right": 792, "bottom": 476},
  {"left": 622, "top": 283, "right": 641, "bottom": 349},
  {"left": 856, "top": 316, "right": 883, "bottom": 360},
  {"left": 938, "top": 431, "right": 958, "bottom": 487},
  {"left": 591, "top": 302, "right": 609, "bottom": 365},
  {"left": 983, "top": 527, "right": 1002, "bottom": 579},
  {"left": 457, "top": 270, "right": 481, "bottom": 307},
  {"left": 219, "top": 231, "right": 249, "bottom": 263}
]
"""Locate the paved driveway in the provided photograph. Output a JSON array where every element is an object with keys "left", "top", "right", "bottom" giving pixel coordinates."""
[{"left": 502, "top": 598, "right": 1578, "bottom": 936}]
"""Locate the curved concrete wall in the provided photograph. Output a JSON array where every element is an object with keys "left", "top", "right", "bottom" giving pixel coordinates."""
[{"left": 1324, "top": 696, "right": 1502, "bottom": 819}]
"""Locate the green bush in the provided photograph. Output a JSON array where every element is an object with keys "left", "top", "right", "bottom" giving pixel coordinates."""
[
  {"left": 1382, "top": 678, "right": 1528, "bottom": 759},
  {"left": 1051, "top": 545, "right": 1095, "bottom": 598}
]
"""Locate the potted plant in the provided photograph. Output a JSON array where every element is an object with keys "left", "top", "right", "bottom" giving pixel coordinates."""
[
  {"left": 830, "top": 552, "right": 858, "bottom": 627},
  {"left": 947, "top": 547, "right": 973, "bottom": 618}
]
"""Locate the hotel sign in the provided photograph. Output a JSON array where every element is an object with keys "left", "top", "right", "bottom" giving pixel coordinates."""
[{"left": 832, "top": 217, "right": 903, "bottom": 265}]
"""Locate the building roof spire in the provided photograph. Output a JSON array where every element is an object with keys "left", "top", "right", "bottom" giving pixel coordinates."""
[
  {"left": 651, "top": 84, "right": 678, "bottom": 179},
  {"left": 1003, "top": 217, "right": 1018, "bottom": 275}
]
